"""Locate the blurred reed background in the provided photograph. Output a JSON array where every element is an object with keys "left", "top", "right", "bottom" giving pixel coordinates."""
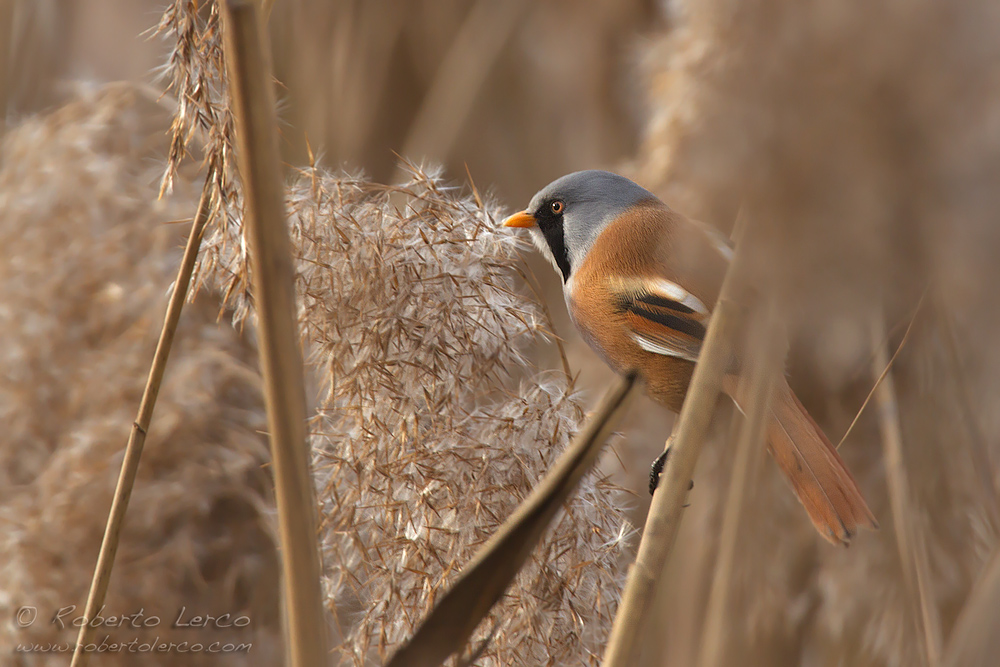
[{"left": 3, "top": 0, "right": 1000, "bottom": 666}]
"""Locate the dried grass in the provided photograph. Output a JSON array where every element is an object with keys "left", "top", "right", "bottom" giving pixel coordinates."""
[
  {"left": 154, "top": 0, "right": 240, "bottom": 235},
  {"left": 155, "top": 8, "right": 632, "bottom": 662},
  {"left": 638, "top": 0, "right": 1000, "bottom": 664},
  {"left": 0, "top": 84, "right": 281, "bottom": 666},
  {"left": 267, "top": 0, "right": 656, "bottom": 199},
  {"left": 197, "top": 161, "right": 631, "bottom": 665},
  {"left": 10, "top": 1, "right": 1000, "bottom": 665},
  {"left": 0, "top": 3, "right": 638, "bottom": 663}
]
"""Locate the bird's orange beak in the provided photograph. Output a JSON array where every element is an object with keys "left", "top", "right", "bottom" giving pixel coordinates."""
[{"left": 502, "top": 210, "right": 536, "bottom": 228}]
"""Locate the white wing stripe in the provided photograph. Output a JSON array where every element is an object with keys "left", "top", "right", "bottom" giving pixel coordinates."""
[
  {"left": 631, "top": 331, "right": 700, "bottom": 362},
  {"left": 651, "top": 278, "right": 709, "bottom": 316}
]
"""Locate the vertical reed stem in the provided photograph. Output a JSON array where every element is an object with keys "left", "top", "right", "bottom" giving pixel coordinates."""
[
  {"left": 871, "top": 318, "right": 942, "bottom": 667},
  {"left": 602, "top": 220, "right": 752, "bottom": 667},
  {"left": 222, "top": 2, "right": 328, "bottom": 665},
  {"left": 0, "top": 0, "right": 15, "bottom": 140},
  {"left": 934, "top": 299, "right": 1000, "bottom": 522},
  {"left": 695, "top": 301, "right": 782, "bottom": 667}
]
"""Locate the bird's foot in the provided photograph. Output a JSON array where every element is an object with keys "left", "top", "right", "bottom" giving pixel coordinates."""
[
  {"left": 649, "top": 446, "right": 670, "bottom": 496},
  {"left": 648, "top": 438, "right": 694, "bottom": 497}
]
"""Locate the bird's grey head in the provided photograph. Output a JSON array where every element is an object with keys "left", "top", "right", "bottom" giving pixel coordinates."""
[{"left": 503, "top": 170, "right": 659, "bottom": 282}]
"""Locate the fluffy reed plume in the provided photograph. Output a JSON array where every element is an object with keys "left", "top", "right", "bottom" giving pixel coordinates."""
[
  {"left": 149, "top": 0, "right": 672, "bottom": 522},
  {"left": 635, "top": 1, "right": 1000, "bottom": 665},
  {"left": 154, "top": 3, "right": 629, "bottom": 662},
  {"left": 197, "top": 163, "right": 630, "bottom": 664},
  {"left": 0, "top": 83, "right": 282, "bottom": 665},
  {"left": 154, "top": 0, "right": 241, "bottom": 240}
]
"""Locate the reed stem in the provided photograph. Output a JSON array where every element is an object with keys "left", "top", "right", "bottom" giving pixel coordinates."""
[
  {"left": 386, "top": 373, "right": 638, "bottom": 667},
  {"left": 602, "top": 219, "right": 751, "bottom": 667},
  {"left": 695, "top": 300, "right": 782, "bottom": 667},
  {"left": 69, "top": 169, "right": 216, "bottom": 667},
  {"left": 871, "top": 318, "right": 942, "bottom": 667},
  {"left": 222, "top": 1, "right": 328, "bottom": 665}
]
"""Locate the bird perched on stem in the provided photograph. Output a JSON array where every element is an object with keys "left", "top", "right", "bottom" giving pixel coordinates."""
[{"left": 503, "top": 170, "right": 877, "bottom": 545}]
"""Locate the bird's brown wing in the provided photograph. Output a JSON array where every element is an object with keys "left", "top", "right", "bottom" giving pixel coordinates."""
[
  {"left": 615, "top": 274, "right": 878, "bottom": 545},
  {"left": 585, "top": 207, "right": 876, "bottom": 545},
  {"left": 609, "top": 277, "right": 711, "bottom": 363}
]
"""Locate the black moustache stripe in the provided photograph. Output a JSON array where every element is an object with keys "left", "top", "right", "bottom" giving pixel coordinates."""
[{"left": 536, "top": 214, "right": 571, "bottom": 281}]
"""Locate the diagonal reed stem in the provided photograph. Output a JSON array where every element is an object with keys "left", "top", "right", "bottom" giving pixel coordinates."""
[
  {"left": 69, "top": 168, "right": 216, "bottom": 667},
  {"left": 602, "top": 218, "right": 752, "bottom": 667},
  {"left": 837, "top": 291, "right": 925, "bottom": 450},
  {"left": 871, "top": 317, "right": 942, "bottom": 667},
  {"left": 385, "top": 372, "right": 638, "bottom": 667},
  {"left": 222, "top": 2, "right": 327, "bottom": 665},
  {"left": 695, "top": 300, "right": 783, "bottom": 667},
  {"left": 942, "top": 543, "right": 1000, "bottom": 667}
]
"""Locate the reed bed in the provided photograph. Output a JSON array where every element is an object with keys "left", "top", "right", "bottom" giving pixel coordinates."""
[
  {"left": 199, "top": 161, "right": 631, "bottom": 665},
  {"left": 4, "top": 0, "right": 1000, "bottom": 665},
  {"left": 635, "top": 0, "right": 1000, "bottom": 665},
  {"left": 0, "top": 84, "right": 282, "bottom": 666},
  {"left": 160, "top": 7, "right": 632, "bottom": 664}
]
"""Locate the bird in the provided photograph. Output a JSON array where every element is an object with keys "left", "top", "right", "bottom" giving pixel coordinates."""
[{"left": 503, "top": 169, "right": 877, "bottom": 546}]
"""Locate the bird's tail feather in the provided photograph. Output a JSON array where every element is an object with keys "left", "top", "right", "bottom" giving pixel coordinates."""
[{"left": 726, "top": 375, "right": 878, "bottom": 545}]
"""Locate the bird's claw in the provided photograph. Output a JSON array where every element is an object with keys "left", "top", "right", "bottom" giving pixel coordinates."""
[
  {"left": 649, "top": 447, "right": 670, "bottom": 496},
  {"left": 648, "top": 441, "right": 694, "bottom": 497}
]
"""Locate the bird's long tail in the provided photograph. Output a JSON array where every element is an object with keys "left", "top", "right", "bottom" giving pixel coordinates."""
[{"left": 725, "top": 375, "right": 878, "bottom": 545}]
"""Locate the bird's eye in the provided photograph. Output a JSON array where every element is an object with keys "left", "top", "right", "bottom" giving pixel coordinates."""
[{"left": 550, "top": 200, "right": 564, "bottom": 215}]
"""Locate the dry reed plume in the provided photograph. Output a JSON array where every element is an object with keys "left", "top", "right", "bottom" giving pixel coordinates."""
[
  {"left": 155, "top": 0, "right": 241, "bottom": 248},
  {"left": 0, "top": 72, "right": 631, "bottom": 667},
  {"left": 198, "top": 162, "right": 631, "bottom": 665},
  {"left": 156, "top": 4, "right": 633, "bottom": 663},
  {"left": 8, "top": 0, "right": 1000, "bottom": 665},
  {"left": 0, "top": 84, "right": 282, "bottom": 666},
  {"left": 635, "top": 0, "right": 1000, "bottom": 665}
]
